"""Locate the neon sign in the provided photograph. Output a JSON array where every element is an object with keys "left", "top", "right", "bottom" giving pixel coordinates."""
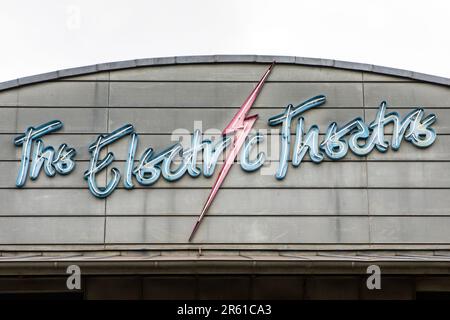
[{"left": 13, "top": 64, "right": 437, "bottom": 240}]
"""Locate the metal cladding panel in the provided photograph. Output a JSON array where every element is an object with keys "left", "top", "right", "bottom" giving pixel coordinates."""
[
  {"left": 108, "top": 82, "right": 363, "bottom": 108},
  {"left": 0, "top": 60, "right": 448, "bottom": 246},
  {"left": 104, "top": 216, "right": 371, "bottom": 244},
  {"left": 108, "top": 64, "right": 362, "bottom": 82},
  {"left": 0, "top": 108, "right": 108, "bottom": 133},
  {"left": 108, "top": 108, "right": 365, "bottom": 134}
]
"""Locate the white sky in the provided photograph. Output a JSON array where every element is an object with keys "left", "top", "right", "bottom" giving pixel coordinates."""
[{"left": 0, "top": 0, "right": 449, "bottom": 82}]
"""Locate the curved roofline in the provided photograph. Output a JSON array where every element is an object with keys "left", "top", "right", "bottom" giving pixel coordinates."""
[{"left": 0, "top": 55, "right": 449, "bottom": 91}]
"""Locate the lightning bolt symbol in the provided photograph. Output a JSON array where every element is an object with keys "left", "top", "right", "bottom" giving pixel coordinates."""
[{"left": 188, "top": 62, "right": 275, "bottom": 241}]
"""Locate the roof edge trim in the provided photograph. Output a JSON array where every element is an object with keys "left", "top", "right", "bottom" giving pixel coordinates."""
[{"left": 1, "top": 55, "right": 449, "bottom": 91}]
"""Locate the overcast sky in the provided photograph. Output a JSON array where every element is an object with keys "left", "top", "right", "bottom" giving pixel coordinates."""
[{"left": 0, "top": 0, "right": 449, "bottom": 82}]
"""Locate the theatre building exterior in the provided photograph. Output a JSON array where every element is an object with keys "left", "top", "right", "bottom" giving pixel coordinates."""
[{"left": 0, "top": 55, "right": 450, "bottom": 300}]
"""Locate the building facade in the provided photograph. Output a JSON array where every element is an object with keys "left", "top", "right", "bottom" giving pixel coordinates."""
[{"left": 0, "top": 55, "right": 449, "bottom": 299}]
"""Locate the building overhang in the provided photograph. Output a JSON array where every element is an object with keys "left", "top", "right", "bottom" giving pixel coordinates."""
[{"left": 1, "top": 250, "right": 450, "bottom": 276}]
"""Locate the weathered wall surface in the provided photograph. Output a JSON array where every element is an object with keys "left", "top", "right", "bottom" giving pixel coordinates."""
[{"left": 0, "top": 62, "right": 449, "bottom": 248}]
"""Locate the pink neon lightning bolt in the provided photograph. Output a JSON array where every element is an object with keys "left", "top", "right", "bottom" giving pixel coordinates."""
[{"left": 188, "top": 62, "right": 275, "bottom": 241}]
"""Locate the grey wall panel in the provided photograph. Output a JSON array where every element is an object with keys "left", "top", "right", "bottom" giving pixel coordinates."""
[
  {"left": 0, "top": 189, "right": 104, "bottom": 215},
  {"left": 109, "top": 108, "right": 364, "bottom": 134},
  {"left": 0, "top": 217, "right": 104, "bottom": 244},
  {"left": 106, "top": 133, "right": 361, "bottom": 162},
  {"left": 367, "top": 162, "right": 450, "bottom": 188},
  {"left": 59, "top": 72, "right": 109, "bottom": 81},
  {"left": 0, "top": 134, "right": 99, "bottom": 161},
  {"left": 370, "top": 217, "right": 450, "bottom": 243},
  {"left": 109, "top": 82, "right": 363, "bottom": 108},
  {"left": 105, "top": 216, "right": 370, "bottom": 244},
  {"left": 364, "top": 108, "right": 444, "bottom": 133},
  {"left": 109, "top": 161, "right": 367, "bottom": 189},
  {"left": 366, "top": 135, "right": 449, "bottom": 161},
  {"left": 1, "top": 161, "right": 365, "bottom": 191},
  {"left": 0, "top": 160, "right": 366, "bottom": 190},
  {"left": 362, "top": 72, "right": 413, "bottom": 82},
  {"left": 369, "top": 189, "right": 450, "bottom": 215},
  {"left": 0, "top": 108, "right": 19, "bottom": 132},
  {"left": 0, "top": 89, "right": 17, "bottom": 106},
  {"left": 364, "top": 82, "right": 450, "bottom": 107},
  {"left": 0, "top": 108, "right": 108, "bottom": 133},
  {"left": 108, "top": 64, "right": 363, "bottom": 82},
  {"left": 0, "top": 161, "right": 104, "bottom": 188},
  {"left": 106, "top": 189, "right": 368, "bottom": 216},
  {"left": 17, "top": 81, "right": 109, "bottom": 107}
]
